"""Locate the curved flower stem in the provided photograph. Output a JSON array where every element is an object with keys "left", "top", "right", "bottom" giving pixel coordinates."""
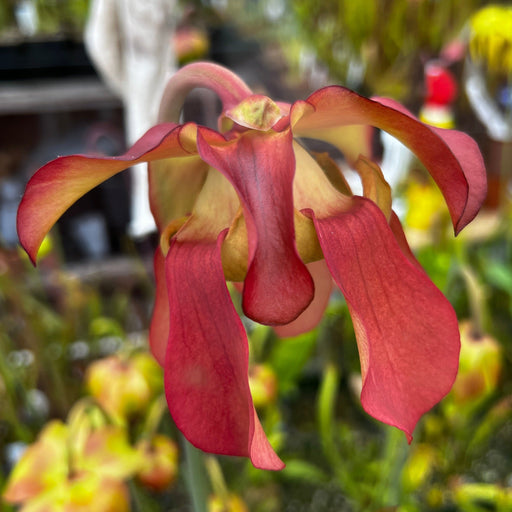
[
  {"left": 317, "top": 362, "right": 353, "bottom": 490},
  {"left": 158, "top": 62, "right": 252, "bottom": 123},
  {"left": 141, "top": 395, "right": 168, "bottom": 439},
  {"left": 182, "top": 436, "right": 210, "bottom": 512},
  {"left": 455, "top": 240, "right": 489, "bottom": 335},
  {"left": 459, "top": 264, "right": 487, "bottom": 335},
  {"left": 204, "top": 456, "right": 229, "bottom": 502},
  {"left": 372, "top": 426, "right": 408, "bottom": 507}
]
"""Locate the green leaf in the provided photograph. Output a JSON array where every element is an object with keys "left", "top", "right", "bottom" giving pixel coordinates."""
[
  {"left": 280, "top": 460, "right": 328, "bottom": 485},
  {"left": 484, "top": 262, "right": 512, "bottom": 296},
  {"left": 268, "top": 331, "right": 317, "bottom": 394}
]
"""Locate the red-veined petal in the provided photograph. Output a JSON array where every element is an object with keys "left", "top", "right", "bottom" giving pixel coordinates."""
[
  {"left": 17, "top": 123, "right": 193, "bottom": 263},
  {"left": 149, "top": 248, "right": 169, "bottom": 366},
  {"left": 305, "top": 197, "right": 460, "bottom": 440},
  {"left": 274, "top": 259, "right": 333, "bottom": 338},
  {"left": 164, "top": 234, "right": 283, "bottom": 469},
  {"left": 292, "top": 86, "right": 486, "bottom": 233},
  {"left": 162, "top": 168, "right": 282, "bottom": 469},
  {"left": 373, "top": 96, "right": 487, "bottom": 233},
  {"left": 197, "top": 127, "right": 314, "bottom": 325}
]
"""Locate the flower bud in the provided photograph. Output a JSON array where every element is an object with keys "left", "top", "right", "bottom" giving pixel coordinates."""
[
  {"left": 86, "top": 355, "right": 151, "bottom": 420},
  {"left": 130, "top": 351, "right": 163, "bottom": 396},
  {"left": 248, "top": 364, "right": 278, "bottom": 408},
  {"left": 136, "top": 435, "right": 179, "bottom": 492},
  {"left": 451, "top": 321, "right": 502, "bottom": 405},
  {"left": 208, "top": 493, "right": 249, "bottom": 512}
]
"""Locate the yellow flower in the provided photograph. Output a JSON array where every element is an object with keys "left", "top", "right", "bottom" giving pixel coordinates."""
[
  {"left": 3, "top": 412, "right": 142, "bottom": 511},
  {"left": 470, "top": 5, "right": 512, "bottom": 74}
]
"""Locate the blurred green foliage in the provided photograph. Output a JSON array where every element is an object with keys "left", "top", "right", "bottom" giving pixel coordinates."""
[
  {"left": 0, "top": 0, "right": 90, "bottom": 38},
  {"left": 292, "top": 0, "right": 492, "bottom": 98}
]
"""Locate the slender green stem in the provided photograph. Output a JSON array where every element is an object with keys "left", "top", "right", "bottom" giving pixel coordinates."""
[
  {"left": 372, "top": 426, "right": 408, "bottom": 507},
  {"left": 317, "top": 362, "right": 354, "bottom": 490},
  {"left": 182, "top": 437, "right": 210, "bottom": 512},
  {"left": 205, "top": 456, "right": 229, "bottom": 501},
  {"left": 141, "top": 395, "right": 168, "bottom": 439}
]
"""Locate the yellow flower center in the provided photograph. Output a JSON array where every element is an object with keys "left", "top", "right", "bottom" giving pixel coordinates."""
[{"left": 225, "top": 95, "right": 284, "bottom": 131}]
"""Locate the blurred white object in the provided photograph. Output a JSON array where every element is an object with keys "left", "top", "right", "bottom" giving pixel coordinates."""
[
  {"left": 464, "top": 58, "right": 512, "bottom": 142},
  {"left": 379, "top": 131, "right": 414, "bottom": 190},
  {"left": 85, "top": 0, "right": 178, "bottom": 238},
  {"left": 15, "top": 0, "right": 38, "bottom": 37},
  {"left": 378, "top": 132, "right": 413, "bottom": 219}
]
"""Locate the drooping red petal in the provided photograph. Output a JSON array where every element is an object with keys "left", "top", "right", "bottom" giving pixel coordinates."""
[
  {"left": 149, "top": 248, "right": 169, "bottom": 366},
  {"left": 292, "top": 86, "right": 487, "bottom": 233},
  {"left": 164, "top": 234, "right": 283, "bottom": 470},
  {"left": 274, "top": 259, "right": 333, "bottom": 338},
  {"left": 197, "top": 127, "right": 314, "bottom": 325},
  {"left": 17, "top": 123, "right": 192, "bottom": 263},
  {"left": 373, "top": 96, "right": 487, "bottom": 233},
  {"left": 305, "top": 197, "right": 460, "bottom": 440}
]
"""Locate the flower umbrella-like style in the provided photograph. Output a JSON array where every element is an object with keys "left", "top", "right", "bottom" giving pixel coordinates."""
[{"left": 17, "top": 63, "right": 486, "bottom": 470}]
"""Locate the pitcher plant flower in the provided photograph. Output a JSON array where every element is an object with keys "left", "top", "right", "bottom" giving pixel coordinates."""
[{"left": 17, "top": 62, "right": 487, "bottom": 470}]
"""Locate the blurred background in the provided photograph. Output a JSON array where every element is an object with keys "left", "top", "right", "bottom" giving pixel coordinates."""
[{"left": 1, "top": 1, "right": 512, "bottom": 511}]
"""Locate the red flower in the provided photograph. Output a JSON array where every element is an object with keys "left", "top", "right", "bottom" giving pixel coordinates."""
[{"left": 17, "top": 63, "right": 486, "bottom": 470}]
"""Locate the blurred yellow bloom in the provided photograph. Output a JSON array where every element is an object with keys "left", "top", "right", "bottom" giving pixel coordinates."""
[
  {"left": 470, "top": 5, "right": 512, "bottom": 74},
  {"left": 404, "top": 182, "right": 446, "bottom": 231},
  {"left": 18, "top": 473, "right": 130, "bottom": 512},
  {"left": 208, "top": 493, "right": 249, "bottom": 512},
  {"left": 443, "top": 320, "right": 502, "bottom": 422},
  {"left": 86, "top": 352, "right": 162, "bottom": 422},
  {"left": 3, "top": 409, "right": 142, "bottom": 511},
  {"left": 135, "top": 435, "right": 179, "bottom": 492},
  {"left": 248, "top": 364, "right": 278, "bottom": 408},
  {"left": 451, "top": 320, "right": 502, "bottom": 405},
  {"left": 401, "top": 443, "right": 438, "bottom": 492},
  {"left": 3, "top": 421, "right": 69, "bottom": 504}
]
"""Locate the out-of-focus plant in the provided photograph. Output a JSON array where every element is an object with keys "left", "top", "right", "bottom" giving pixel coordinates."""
[
  {"left": 0, "top": 240, "right": 158, "bottom": 505},
  {"left": 174, "top": 26, "right": 210, "bottom": 66},
  {"left": 34, "top": 0, "right": 90, "bottom": 37},
  {"left": 86, "top": 351, "right": 162, "bottom": 424},
  {"left": 3, "top": 416, "right": 137, "bottom": 512},
  {"left": 3, "top": 347, "right": 179, "bottom": 511},
  {"left": 444, "top": 320, "right": 502, "bottom": 419},
  {"left": 0, "top": 0, "right": 90, "bottom": 38},
  {"left": 465, "top": 4, "right": 512, "bottom": 211},
  {"left": 292, "top": 0, "right": 489, "bottom": 97}
]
